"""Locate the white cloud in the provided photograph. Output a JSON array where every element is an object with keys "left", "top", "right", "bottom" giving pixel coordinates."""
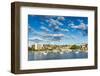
[
  {"left": 68, "top": 23, "right": 74, "bottom": 26},
  {"left": 40, "top": 26, "right": 50, "bottom": 32},
  {"left": 55, "top": 26, "right": 59, "bottom": 29},
  {"left": 46, "top": 33, "right": 64, "bottom": 37},
  {"left": 71, "top": 23, "right": 87, "bottom": 30},
  {"left": 28, "top": 25, "right": 35, "bottom": 33},
  {"left": 49, "top": 24, "right": 69, "bottom": 32},
  {"left": 29, "top": 37, "right": 43, "bottom": 41},
  {"left": 54, "top": 25, "right": 69, "bottom": 32},
  {"left": 28, "top": 36, "right": 44, "bottom": 47},
  {"left": 57, "top": 16, "right": 65, "bottom": 20},
  {"left": 28, "top": 25, "right": 48, "bottom": 38},
  {"left": 60, "top": 28, "right": 69, "bottom": 32},
  {"left": 48, "top": 19, "right": 63, "bottom": 26},
  {"left": 46, "top": 20, "right": 49, "bottom": 22},
  {"left": 77, "top": 19, "right": 83, "bottom": 23}
]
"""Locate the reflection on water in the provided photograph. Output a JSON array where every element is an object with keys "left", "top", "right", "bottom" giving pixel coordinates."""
[{"left": 28, "top": 50, "right": 88, "bottom": 61}]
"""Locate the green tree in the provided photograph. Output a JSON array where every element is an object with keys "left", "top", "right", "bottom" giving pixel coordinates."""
[
  {"left": 28, "top": 47, "right": 32, "bottom": 51},
  {"left": 70, "top": 45, "right": 80, "bottom": 49}
]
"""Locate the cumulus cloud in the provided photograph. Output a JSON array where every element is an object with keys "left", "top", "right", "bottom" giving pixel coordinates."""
[
  {"left": 47, "top": 19, "right": 69, "bottom": 32},
  {"left": 68, "top": 23, "right": 74, "bottom": 27},
  {"left": 71, "top": 23, "right": 87, "bottom": 30},
  {"left": 50, "top": 24, "right": 69, "bottom": 32},
  {"left": 55, "top": 26, "right": 60, "bottom": 29},
  {"left": 46, "top": 18, "right": 67, "bottom": 32},
  {"left": 42, "top": 33, "right": 65, "bottom": 41},
  {"left": 28, "top": 25, "right": 36, "bottom": 36},
  {"left": 60, "top": 28, "right": 69, "bottom": 32},
  {"left": 54, "top": 25, "right": 69, "bottom": 32},
  {"left": 77, "top": 19, "right": 84, "bottom": 23},
  {"left": 28, "top": 25, "right": 34, "bottom": 31},
  {"left": 28, "top": 25, "right": 31, "bottom": 29},
  {"left": 48, "top": 19, "right": 63, "bottom": 26},
  {"left": 40, "top": 26, "right": 50, "bottom": 32},
  {"left": 68, "top": 21, "right": 88, "bottom": 36},
  {"left": 29, "top": 37, "right": 43, "bottom": 41},
  {"left": 28, "top": 25, "right": 47, "bottom": 38},
  {"left": 46, "top": 33, "right": 64, "bottom": 37},
  {"left": 28, "top": 33, "right": 49, "bottom": 44},
  {"left": 51, "top": 37, "right": 62, "bottom": 41},
  {"left": 57, "top": 16, "right": 65, "bottom": 20}
]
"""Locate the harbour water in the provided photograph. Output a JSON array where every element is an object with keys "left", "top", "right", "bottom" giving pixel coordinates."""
[{"left": 28, "top": 50, "right": 88, "bottom": 61}]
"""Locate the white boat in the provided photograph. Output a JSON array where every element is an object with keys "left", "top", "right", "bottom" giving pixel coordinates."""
[{"left": 75, "top": 51, "right": 79, "bottom": 54}]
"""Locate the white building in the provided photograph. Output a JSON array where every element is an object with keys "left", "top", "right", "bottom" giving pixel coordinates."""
[{"left": 35, "top": 43, "right": 43, "bottom": 50}]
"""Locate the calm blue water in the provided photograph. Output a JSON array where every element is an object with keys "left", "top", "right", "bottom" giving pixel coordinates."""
[{"left": 28, "top": 51, "right": 88, "bottom": 61}]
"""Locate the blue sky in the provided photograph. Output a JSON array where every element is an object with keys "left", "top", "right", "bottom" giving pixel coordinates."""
[{"left": 28, "top": 15, "right": 88, "bottom": 46}]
